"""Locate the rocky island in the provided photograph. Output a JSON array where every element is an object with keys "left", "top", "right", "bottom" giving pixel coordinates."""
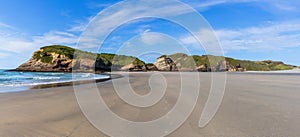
[{"left": 16, "top": 45, "right": 296, "bottom": 72}]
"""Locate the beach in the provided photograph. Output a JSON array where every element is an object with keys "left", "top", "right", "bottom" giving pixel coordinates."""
[{"left": 0, "top": 72, "right": 300, "bottom": 136}]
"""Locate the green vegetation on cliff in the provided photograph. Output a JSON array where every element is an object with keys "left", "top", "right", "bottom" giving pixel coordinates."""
[
  {"left": 36, "top": 45, "right": 76, "bottom": 59},
  {"left": 224, "top": 58, "right": 293, "bottom": 71},
  {"left": 33, "top": 45, "right": 145, "bottom": 67},
  {"left": 98, "top": 54, "right": 145, "bottom": 67},
  {"left": 29, "top": 45, "right": 294, "bottom": 71},
  {"left": 192, "top": 55, "right": 293, "bottom": 71},
  {"left": 165, "top": 53, "right": 294, "bottom": 71}
]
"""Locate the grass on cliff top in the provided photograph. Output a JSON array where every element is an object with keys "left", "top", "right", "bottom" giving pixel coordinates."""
[
  {"left": 165, "top": 53, "right": 293, "bottom": 71},
  {"left": 97, "top": 53, "right": 145, "bottom": 67},
  {"left": 34, "top": 45, "right": 293, "bottom": 71},
  {"left": 34, "top": 45, "right": 145, "bottom": 66}
]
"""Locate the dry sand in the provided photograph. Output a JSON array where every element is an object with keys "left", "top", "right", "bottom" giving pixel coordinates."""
[{"left": 0, "top": 72, "right": 300, "bottom": 136}]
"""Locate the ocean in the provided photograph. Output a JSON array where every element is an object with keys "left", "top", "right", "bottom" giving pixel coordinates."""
[{"left": 0, "top": 69, "right": 110, "bottom": 92}]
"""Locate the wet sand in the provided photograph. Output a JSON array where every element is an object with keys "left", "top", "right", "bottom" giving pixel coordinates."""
[{"left": 0, "top": 72, "right": 299, "bottom": 136}]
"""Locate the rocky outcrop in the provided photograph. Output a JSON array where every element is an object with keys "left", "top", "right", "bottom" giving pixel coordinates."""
[
  {"left": 235, "top": 63, "right": 246, "bottom": 72},
  {"left": 145, "top": 64, "right": 158, "bottom": 71},
  {"left": 16, "top": 46, "right": 146, "bottom": 72},
  {"left": 17, "top": 45, "right": 294, "bottom": 72},
  {"left": 77, "top": 59, "right": 95, "bottom": 71},
  {"left": 17, "top": 50, "right": 75, "bottom": 72},
  {"left": 197, "top": 64, "right": 209, "bottom": 72},
  {"left": 154, "top": 56, "right": 177, "bottom": 71},
  {"left": 16, "top": 47, "right": 246, "bottom": 72},
  {"left": 215, "top": 61, "right": 246, "bottom": 72},
  {"left": 121, "top": 64, "right": 136, "bottom": 71},
  {"left": 152, "top": 54, "right": 247, "bottom": 72},
  {"left": 120, "top": 63, "right": 148, "bottom": 72},
  {"left": 152, "top": 54, "right": 248, "bottom": 72},
  {"left": 215, "top": 60, "right": 235, "bottom": 72}
]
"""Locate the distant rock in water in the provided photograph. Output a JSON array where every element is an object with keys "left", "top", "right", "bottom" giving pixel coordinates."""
[{"left": 16, "top": 45, "right": 295, "bottom": 72}]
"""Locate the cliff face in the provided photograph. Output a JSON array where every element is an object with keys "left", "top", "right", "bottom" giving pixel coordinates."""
[
  {"left": 17, "top": 45, "right": 295, "bottom": 72},
  {"left": 17, "top": 49, "right": 75, "bottom": 72},
  {"left": 153, "top": 54, "right": 246, "bottom": 72},
  {"left": 16, "top": 45, "right": 146, "bottom": 72},
  {"left": 153, "top": 53, "right": 295, "bottom": 72},
  {"left": 154, "top": 56, "right": 177, "bottom": 71}
]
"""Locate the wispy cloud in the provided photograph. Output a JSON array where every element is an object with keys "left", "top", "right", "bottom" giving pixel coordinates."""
[
  {"left": 0, "top": 30, "right": 78, "bottom": 54},
  {"left": 0, "top": 51, "right": 10, "bottom": 58},
  {"left": 139, "top": 33, "right": 167, "bottom": 45},
  {"left": 181, "top": 0, "right": 257, "bottom": 10},
  {"left": 0, "top": 22, "right": 15, "bottom": 30},
  {"left": 183, "top": 0, "right": 300, "bottom": 13},
  {"left": 78, "top": 0, "right": 195, "bottom": 50},
  {"left": 180, "top": 21, "right": 300, "bottom": 52},
  {"left": 260, "top": 0, "right": 300, "bottom": 12},
  {"left": 0, "top": 22, "right": 79, "bottom": 67},
  {"left": 86, "top": 2, "right": 117, "bottom": 10}
]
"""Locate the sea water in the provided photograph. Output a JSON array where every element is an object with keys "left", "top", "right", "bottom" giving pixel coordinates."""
[{"left": 0, "top": 69, "right": 110, "bottom": 92}]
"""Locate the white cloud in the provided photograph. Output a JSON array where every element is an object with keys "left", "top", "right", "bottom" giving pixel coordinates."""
[
  {"left": 78, "top": 0, "right": 195, "bottom": 50},
  {"left": 134, "top": 25, "right": 151, "bottom": 34},
  {"left": 260, "top": 0, "right": 300, "bottom": 12},
  {"left": 180, "top": 21, "right": 300, "bottom": 52},
  {"left": 182, "top": 0, "right": 300, "bottom": 13},
  {"left": 183, "top": 0, "right": 258, "bottom": 10},
  {"left": 180, "top": 28, "right": 224, "bottom": 55},
  {"left": 0, "top": 22, "right": 15, "bottom": 30},
  {"left": 87, "top": 2, "right": 116, "bottom": 10},
  {"left": 33, "top": 31, "right": 78, "bottom": 45},
  {"left": 68, "top": 22, "right": 88, "bottom": 32},
  {"left": 0, "top": 52, "right": 10, "bottom": 58},
  {"left": 140, "top": 33, "right": 166, "bottom": 45},
  {"left": 0, "top": 30, "right": 78, "bottom": 54},
  {"left": 0, "top": 22, "right": 79, "bottom": 68}
]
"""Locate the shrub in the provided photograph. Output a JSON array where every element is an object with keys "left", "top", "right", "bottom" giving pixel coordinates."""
[{"left": 41, "top": 56, "right": 53, "bottom": 64}]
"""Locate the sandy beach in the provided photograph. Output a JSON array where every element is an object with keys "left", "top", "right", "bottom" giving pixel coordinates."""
[{"left": 0, "top": 72, "right": 300, "bottom": 136}]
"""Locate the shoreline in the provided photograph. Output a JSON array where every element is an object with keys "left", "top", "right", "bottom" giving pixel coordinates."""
[
  {"left": 2, "top": 70, "right": 299, "bottom": 93},
  {"left": 31, "top": 76, "right": 110, "bottom": 90},
  {"left": 31, "top": 73, "right": 123, "bottom": 90},
  {"left": 0, "top": 72, "right": 299, "bottom": 136},
  {"left": 0, "top": 72, "right": 123, "bottom": 93}
]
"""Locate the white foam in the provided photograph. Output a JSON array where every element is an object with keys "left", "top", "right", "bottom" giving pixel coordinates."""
[
  {"left": 247, "top": 69, "right": 300, "bottom": 73},
  {"left": 0, "top": 73, "right": 110, "bottom": 90}
]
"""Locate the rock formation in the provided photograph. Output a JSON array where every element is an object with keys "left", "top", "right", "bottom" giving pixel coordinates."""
[
  {"left": 120, "top": 63, "right": 146, "bottom": 71},
  {"left": 16, "top": 45, "right": 295, "bottom": 72},
  {"left": 215, "top": 60, "right": 235, "bottom": 72},
  {"left": 17, "top": 49, "right": 75, "bottom": 72},
  {"left": 145, "top": 64, "right": 158, "bottom": 71},
  {"left": 16, "top": 45, "right": 146, "bottom": 72},
  {"left": 121, "top": 63, "right": 136, "bottom": 71},
  {"left": 154, "top": 56, "right": 177, "bottom": 71},
  {"left": 197, "top": 64, "right": 209, "bottom": 72}
]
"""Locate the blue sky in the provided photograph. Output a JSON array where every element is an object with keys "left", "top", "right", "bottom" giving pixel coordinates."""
[{"left": 0, "top": 0, "right": 299, "bottom": 68}]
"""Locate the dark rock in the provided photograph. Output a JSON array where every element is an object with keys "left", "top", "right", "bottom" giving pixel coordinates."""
[
  {"left": 197, "top": 64, "right": 208, "bottom": 72},
  {"left": 154, "top": 56, "right": 177, "bottom": 71},
  {"left": 145, "top": 64, "right": 158, "bottom": 71},
  {"left": 121, "top": 63, "right": 136, "bottom": 71}
]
